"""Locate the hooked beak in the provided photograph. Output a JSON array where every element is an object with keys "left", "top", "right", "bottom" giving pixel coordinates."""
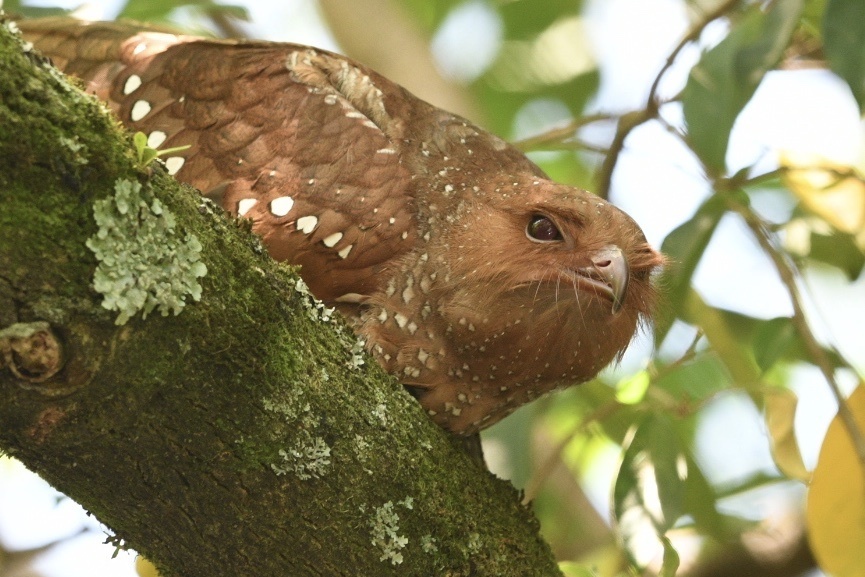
[{"left": 575, "top": 245, "right": 629, "bottom": 313}]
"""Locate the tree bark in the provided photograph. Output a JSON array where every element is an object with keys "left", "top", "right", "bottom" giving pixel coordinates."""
[{"left": 0, "top": 23, "right": 562, "bottom": 577}]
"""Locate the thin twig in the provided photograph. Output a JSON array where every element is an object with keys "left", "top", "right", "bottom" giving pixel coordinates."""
[
  {"left": 521, "top": 140, "right": 611, "bottom": 156},
  {"left": 647, "top": 0, "right": 741, "bottom": 108},
  {"left": 596, "top": 0, "right": 743, "bottom": 198},
  {"left": 726, "top": 195, "right": 865, "bottom": 466},
  {"left": 513, "top": 113, "right": 616, "bottom": 152}
]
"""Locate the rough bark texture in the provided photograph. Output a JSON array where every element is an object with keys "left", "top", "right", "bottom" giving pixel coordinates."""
[{"left": 0, "top": 23, "right": 562, "bottom": 577}]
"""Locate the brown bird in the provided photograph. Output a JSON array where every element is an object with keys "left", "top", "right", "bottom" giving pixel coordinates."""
[{"left": 19, "top": 18, "right": 664, "bottom": 435}]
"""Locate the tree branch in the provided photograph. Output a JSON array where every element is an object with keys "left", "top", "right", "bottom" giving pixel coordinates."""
[{"left": 0, "top": 23, "right": 561, "bottom": 577}]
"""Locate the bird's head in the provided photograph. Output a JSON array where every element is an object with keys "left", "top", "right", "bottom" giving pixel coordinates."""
[{"left": 412, "top": 177, "right": 664, "bottom": 431}]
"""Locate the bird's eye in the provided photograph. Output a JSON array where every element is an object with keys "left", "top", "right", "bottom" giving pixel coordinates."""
[{"left": 526, "top": 214, "right": 563, "bottom": 242}]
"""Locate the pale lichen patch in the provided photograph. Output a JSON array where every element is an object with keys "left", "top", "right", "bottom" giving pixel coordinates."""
[
  {"left": 86, "top": 179, "right": 206, "bottom": 325},
  {"left": 368, "top": 500, "right": 411, "bottom": 565},
  {"left": 371, "top": 403, "right": 388, "bottom": 427},
  {"left": 58, "top": 135, "right": 88, "bottom": 165},
  {"left": 420, "top": 534, "right": 438, "bottom": 554},
  {"left": 348, "top": 337, "right": 366, "bottom": 370},
  {"left": 271, "top": 435, "right": 331, "bottom": 480},
  {"left": 293, "top": 278, "right": 336, "bottom": 323}
]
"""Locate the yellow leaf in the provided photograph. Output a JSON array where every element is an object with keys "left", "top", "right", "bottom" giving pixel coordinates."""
[
  {"left": 806, "top": 384, "right": 865, "bottom": 577},
  {"left": 781, "top": 152, "right": 865, "bottom": 246},
  {"left": 135, "top": 556, "right": 160, "bottom": 577},
  {"left": 764, "top": 388, "right": 810, "bottom": 483}
]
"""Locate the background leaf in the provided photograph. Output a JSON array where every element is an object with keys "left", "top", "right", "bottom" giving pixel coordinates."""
[
  {"left": 655, "top": 194, "right": 726, "bottom": 343},
  {"left": 823, "top": 0, "right": 865, "bottom": 111},
  {"left": 806, "top": 384, "right": 865, "bottom": 577},
  {"left": 613, "top": 414, "right": 685, "bottom": 568},
  {"left": 764, "top": 388, "right": 810, "bottom": 482},
  {"left": 682, "top": 0, "right": 804, "bottom": 173}
]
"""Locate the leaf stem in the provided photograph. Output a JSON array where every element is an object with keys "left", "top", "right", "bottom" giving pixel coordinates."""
[
  {"left": 596, "top": 0, "right": 744, "bottom": 198},
  {"left": 726, "top": 195, "right": 865, "bottom": 466}
]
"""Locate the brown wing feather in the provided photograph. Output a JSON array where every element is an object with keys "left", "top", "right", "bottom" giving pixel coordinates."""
[{"left": 20, "top": 18, "right": 417, "bottom": 302}]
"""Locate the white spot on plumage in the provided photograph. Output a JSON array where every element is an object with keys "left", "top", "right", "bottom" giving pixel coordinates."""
[
  {"left": 417, "top": 350, "right": 429, "bottom": 364},
  {"left": 389, "top": 217, "right": 396, "bottom": 225},
  {"left": 338, "top": 244, "right": 353, "bottom": 259},
  {"left": 322, "top": 232, "right": 343, "bottom": 248},
  {"left": 394, "top": 313, "right": 408, "bottom": 328},
  {"left": 164, "top": 156, "right": 185, "bottom": 175},
  {"left": 130, "top": 100, "right": 151, "bottom": 122},
  {"left": 146, "top": 131, "right": 166, "bottom": 149},
  {"left": 270, "top": 196, "right": 294, "bottom": 216},
  {"left": 407, "top": 322, "right": 418, "bottom": 335},
  {"left": 324, "top": 94, "right": 338, "bottom": 105},
  {"left": 377, "top": 309, "right": 388, "bottom": 323},
  {"left": 237, "top": 198, "right": 257, "bottom": 216},
  {"left": 402, "top": 285, "right": 414, "bottom": 304},
  {"left": 377, "top": 148, "right": 397, "bottom": 155},
  {"left": 132, "top": 42, "right": 147, "bottom": 55},
  {"left": 296, "top": 216, "right": 318, "bottom": 234},
  {"left": 123, "top": 74, "right": 142, "bottom": 95}
]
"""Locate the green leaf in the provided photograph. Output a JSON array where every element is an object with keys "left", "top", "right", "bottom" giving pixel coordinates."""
[
  {"left": 119, "top": 0, "right": 249, "bottom": 24},
  {"left": 808, "top": 230, "right": 865, "bottom": 280},
  {"left": 499, "top": 0, "right": 584, "bottom": 39},
  {"left": 559, "top": 562, "right": 600, "bottom": 577},
  {"left": 682, "top": 454, "right": 728, "bottom": 540},
  {"left": 613, "top": 414, "right": 686, "bottom": 567},
  {"left": 659, "top": 536, "right": 681, "bottom": 577},
  {"left": 655, "top": 195, "right": 727, "bottom": 344},
  {"left": 654, "top": 354, "right": 732, "bottom": 402},
  {"left": 823, "top": 0, "right": 865, "bottom": 111},
  {"left": 802, "top": 0, "right": 828, "bottom": 38},
  {"left": 752, "top": 315, "right": 847, "bottom": 372},
  {"left": 682, "top": 0, "right": 804, "bottom": 173}
]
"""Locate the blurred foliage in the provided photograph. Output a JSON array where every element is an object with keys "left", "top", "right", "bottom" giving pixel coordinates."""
[{"left": 4, "top": 0, "right": 865, "bottom": 576}]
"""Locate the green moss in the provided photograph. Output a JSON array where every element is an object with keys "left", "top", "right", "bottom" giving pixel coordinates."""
[{"left": 86, "top": 178, "right": 207, "bottom": 325}]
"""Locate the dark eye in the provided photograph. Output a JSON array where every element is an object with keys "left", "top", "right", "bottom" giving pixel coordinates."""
[{"left": 526, "top": 214, "right": 563, "bottom": 242}]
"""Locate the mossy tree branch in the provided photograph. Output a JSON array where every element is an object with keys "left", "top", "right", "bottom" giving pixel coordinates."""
[{"left": 0, "top": 23, "right": 561, "bottom": 577}]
